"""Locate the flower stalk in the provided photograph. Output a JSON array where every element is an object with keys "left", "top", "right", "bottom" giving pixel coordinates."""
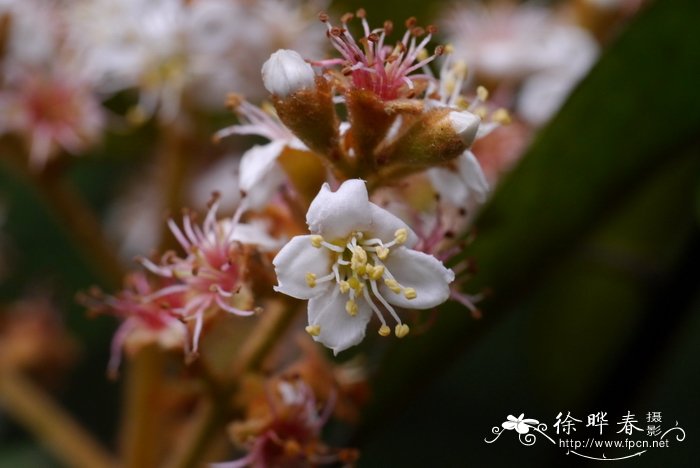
[{"left": 0, "top": 370, "right": 117, "bottom": 468}]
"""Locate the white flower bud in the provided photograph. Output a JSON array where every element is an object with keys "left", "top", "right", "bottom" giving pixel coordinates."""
[
  {"left": 261, "top": 49, "right": 316, "bottom": 97},
  {"left": 448, "top": 111, "right": 481, "bottom": 147}
]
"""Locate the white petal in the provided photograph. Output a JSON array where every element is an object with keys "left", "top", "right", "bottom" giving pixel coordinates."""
[
  {"left": 228, "top": 221, "right": 282, "bottom": 251},
  {"left": 273, "top": 235, "right": 333, "bottom": 300},
  {"left": 476, "top": 121, "right": 499, "bottom": 140},
  {"left": 238, "top": 140, "right": 286, "bottom": 192},
  {"left": 516, "top": 423, "right": 531, "bottom": 434},
  {"left": 502, "top": 421, "right": 517, "bottom": 430},
  {"left": 427, "top": 166, "right": 470, "bottom": 207},
  {"left": 380, "top": 247, "right": 454, "bottom": 309},
  {"left": 457, "top": 150, "right": 490, "bottom": 204},
  {"left": 306, "top": 180, "right": 372, "bottom": 240},
  {"left": 368, "top": 203, "right": 418, "bottom": 247},
  {"left": 308, "top": 289, "right": 372, "bottom": 355}
]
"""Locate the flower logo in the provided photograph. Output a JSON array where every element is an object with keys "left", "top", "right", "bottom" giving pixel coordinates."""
[{"left": 502, "top": 414, "right": 540, "bottom": 434}]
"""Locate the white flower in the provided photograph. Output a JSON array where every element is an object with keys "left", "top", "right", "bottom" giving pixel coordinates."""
[
  {"left": 273, "top": 180, "right": 455, "bottom": 354},
  {"left": 502, "top": 414, "right": 540, "bottom": 434},
  {"left": 214, "top": 97, "right": 306, "bottom": 211},
  {"left": 261, "top": 49, "right": 316, "bottom": 97}
]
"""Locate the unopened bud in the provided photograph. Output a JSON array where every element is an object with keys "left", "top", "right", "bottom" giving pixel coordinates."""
[
  {"left": 448, "top": 111, "right": 481, "bottom": 147},
  {"left": 262, "top": 49, "right": 315, "bottom": 97}
]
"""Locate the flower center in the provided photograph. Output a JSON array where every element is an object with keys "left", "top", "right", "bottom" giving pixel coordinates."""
[{"left": 304, "top": 228, "right": 416, "bottom": 338}]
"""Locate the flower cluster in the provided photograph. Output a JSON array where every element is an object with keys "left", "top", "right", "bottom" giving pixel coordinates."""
[
  {"left": 214, "top": 377, "right": 357, "bottom": 467},
  {"left": 0, "top": 0, "right": 323, "bottom": 168},
  {"left": 1, "top": 1, "right": 642, "bottom": 466}
]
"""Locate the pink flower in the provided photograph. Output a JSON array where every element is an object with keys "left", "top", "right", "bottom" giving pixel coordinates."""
[
  {"left": 0, "top": 70, "right": 104, "bottom": 169},
  {"left": 82, "top": 272, "right": 187, "bottom": 378},
  {"left": 316, "top": 10, "right": 443, "bottom": 100},
  {"left": 140, "top": 195, "right": 278, "bottom": 355}
]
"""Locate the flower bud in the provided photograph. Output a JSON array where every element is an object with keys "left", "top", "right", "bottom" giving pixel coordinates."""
[
  {"left": 262, "top": 49, "right": 316, "bottom": 97},
  {"left": 373, "top": 108, "right": 482, "bottom": 179}
]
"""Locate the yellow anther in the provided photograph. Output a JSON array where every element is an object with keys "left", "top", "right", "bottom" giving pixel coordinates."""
[
  {"left": 339, "top": 281, "right": 350, "bottom": 293},
  {"left": 348, "top": 277, "right": 361, "bottom": 291},
  {"left": 384, "top": 278, "right": 402, "bottom": 294},
  {"left": 404, "top": 287, "right": 417, "bottom": 300},
  {"left": 310, "top": 235, "right": 324, "bottom": 248},
  {"left": 493, "top": 108, "right": 512, "bottom": 125},
  {"left": 345, "top": 300, "right": 358, "bottom": 316},
  {"left": 378, "top": 325, "right": 391, "bottom": 337},
  {"left": 395, "top": 323, "right": 410, "bottom": 338},
  {"left": 453, "top": 59, "right": 467, "bottom": 75},
  {"left": 352, "top": 246, "right": 368, "bottom": 264},
  {"left": 416, "top": 49, "right": 429, "bottom": 61},
  {"left": 394, "top": 228, "right": 408, "bottom": 245},
  {"left": 477, "top": 85, "right": 489, "bottom": 102},
  {"left": 376, "top": 246, "right": 389, "bottom": 260},
  {"left": 305, "top": 325, "right": 321, "bottom": 336},
  {"left": 305, "top": 273, "right": 317, "bottom": 288},
  {"left": 369, "top": 264, "right": 385, "bottom": 280},
  {"left": 475, "top": 106, "right": 488, "bottom": 119},
  {"left": 355, "top": 264, "right": 367, "bottom": 276},
  {"left": 364, "top": 264, "right": 375, "bottom": 277}
]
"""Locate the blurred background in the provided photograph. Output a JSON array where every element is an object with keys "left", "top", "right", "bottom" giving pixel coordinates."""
[{"left": 1, "top": 0, "right": 699, "bottom": 466}]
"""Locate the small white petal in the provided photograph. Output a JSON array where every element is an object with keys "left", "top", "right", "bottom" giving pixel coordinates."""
[
  {"left": 306, "top": 180, "right": 373, "bottom": 240},
  {"left": 427, "top": 166, "right": 470, "bottom": 207},
  {"left": 273, "top": 235, "right": 333, "bottom": 300},
  {"left": 449, "top": 110, "right": 481, "bottom": 147},
  {"left": 516, "top": 423, "right": 531, "bottom": 434},
  {"left": 308, "top": 289, "right": 372, "bottom": 355},
  {"left": 261, "top": 49, "right": 315, "bottom": 97},
  {"left": 228, "top": 221, "right": 282, "bottom": 251},
  {"left": 239, "top": 140, "right": 286, "bottom": 192},
  {"left": 457, "top": 150, "right": 490, "bottom": 204},
  {"left": 380, "top": 247, "right": 454, "bottom": 309}
]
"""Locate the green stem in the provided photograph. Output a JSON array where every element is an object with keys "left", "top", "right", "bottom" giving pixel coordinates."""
[
  {"left": 0, "top": 370, "right": 117, "bottom": 468},
  {"left": 120, "top": 346, "right": 166, "bottom": 468}
]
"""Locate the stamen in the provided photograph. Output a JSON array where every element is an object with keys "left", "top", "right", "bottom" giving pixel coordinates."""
[
  {"left": 477, "top": 86, "right": 489, "bottom": 102},
  {"left": 362, "top": 287, "right": 387, "bottom": 328},
  {"left": 384, "top": 278, "right": 402, "bottom": 294},
  {"left": 348, "top": 276, "right": 363, "bottom": 292},
  {"left": 306, "top": 325, "right": 321, "bottom": 336},
  {"left": 310, "top": 235, "right": 323, "bottom": 248},
  {"left": 394, "top": 228, "right": 408, "bottom": 244},
  {"left": 404, "top": 287, "right": 417, "bottom": 299},
  {"left": 346, "top": 300, "right": 358, "bottom": 316},
  {"left": 369, "top": 264, "right": 385, "bottom": 280},
  {"left": 376, "top": 246, "right": 389, "bottom": 260},
  {"left": 339, "top": 281, "right": 350, "bottom": 293},
  {"left": 492, "top": 108, "right": 511, "bottom": 125},
  {"left": 306, "top": 273, "right": 317, "bottom": 287},
  {"left": 369, "top": 280, "right": 403, "bottom": 326},
  {"left": 378, "top": 325, "right": 391, "bottom": 336},
  {"left": 322, "top": 241, "right": 344, "bottom": 253},
  {"left": 395, "top": 323, "right": 410, "bottom": 338}
]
